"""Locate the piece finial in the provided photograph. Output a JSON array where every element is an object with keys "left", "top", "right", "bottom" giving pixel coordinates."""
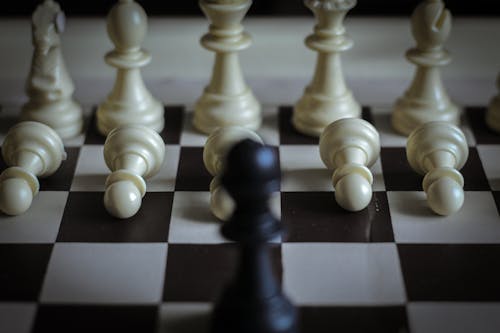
[{"left": 107, "top": 0, "right": 147, "bottom": 53}]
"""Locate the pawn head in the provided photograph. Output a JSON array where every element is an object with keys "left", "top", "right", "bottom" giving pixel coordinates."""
[
  {"left": 107, "top": 0, "right": 147, "bottom": 53},
  {"left": 221, "top": 139, "right": 280, "bottom": 201}
]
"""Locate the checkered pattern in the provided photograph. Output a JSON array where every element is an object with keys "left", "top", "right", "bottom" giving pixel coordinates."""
[{"left": 1, "top": 103, "right": 500, "bottom": 333}]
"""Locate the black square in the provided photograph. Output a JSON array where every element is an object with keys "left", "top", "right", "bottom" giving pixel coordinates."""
[
  {"left": 299, "top": 306, "right": 408, "bottom": 333},
  {"left": 175, "top": 147, "right": 212, "bottom": 191},
  {"left": 278, "top": 106, "right": 319, "bottom": 145},
  {"left": 381, "top": 147, "right": 422, "bottom": 191},
  {"left": 278, "top": 106, "right": 373, "bottom": 145},
  {"left": 56, "top": 192, "right": 173, "bottom": 242},
  {"left": 84, "top": 106, "right": 181, "bottom": 145},
  {"left": 163, "top": 244, "right": 282, "bottom": 302},
  {"left": 466, "top": 107, "right": 500, "bottom": 144},
  {"left": 462, "top": 147, "right": 490, "bottom": 190},
  {"left": 0, "top": 244, "right": 52, "bottom": 301},
  {"left": 33, "top": 305, "right": 158, "bottom": 333},
  {"left": 0, "top": 147, "right": 79, "bottom": 191},
  {"left": 398, "top": 244, "right": 500, "bottom": 301},
  {"left": 281, "top": 192, "right": 394, "bottom": 242},
  {"left": 381, "top": 147, "right": 490, "bottom": 191}
]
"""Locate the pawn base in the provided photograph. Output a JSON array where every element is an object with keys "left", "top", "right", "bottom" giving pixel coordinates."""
[
  {"left": 193, "top": 88, "right": 261, "bottom": 135},
  {"left": 391, "top": 98, "right": 460, "bottom": 136},
  {"left": 486, "top": 96, "right": 500, "bottom": 133},
  {"left": 96, "top": 98, "right": 164, "bottom": 136},
  {"left": 292, "top": 90, "right": 361, "bottom": 137},
  {"left": 211, "top": 285, "right": 298, "bottom": 333},
  {"left": 21, "top": 98, "right": 83, "bottom": 139}
]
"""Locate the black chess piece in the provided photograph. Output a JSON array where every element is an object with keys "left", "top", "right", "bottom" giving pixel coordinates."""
[{"left": 211, "top": 139, "right": 298, "bottom": 333}]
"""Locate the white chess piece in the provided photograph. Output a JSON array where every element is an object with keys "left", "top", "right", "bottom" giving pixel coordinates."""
[
  {"left": 319, "top": 118, "right": 380, "bottom": 211},
  {"left": 97, "top": 0, "right": 164, "bottom": 136},
  {"left": 193, "top": 0, "right": 261, "bottom": 135},
  {"left": 486, "top": 73, "right": 500, "bottom": 133},
  {"left": 0, "top": 121, "right": 66, "bottom": 215},
  {"left": 392, "top": 0, "right": 459, "bottom": 135},
  {"left": 103, "top": 124, "right": 165, "bottom": 219},
  {"left": 204, "top": 126, "right": 263, "bottom": 220},
  {"left": 293, "top": 0, "right": 361, "bottom": 137},
  {"left": 22, "top": 0, "right": 83, "bottom": 139},
  {"left": 406, "top": 121, "right": 468, "bottom": 215}
]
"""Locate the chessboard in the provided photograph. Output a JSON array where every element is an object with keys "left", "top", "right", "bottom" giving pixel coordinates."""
[
  {"left": 1, "top": 99, "right": 500, "bottom": 333},
  {"left": 1, "top": 12, "right": 500, "bottom": 333}
]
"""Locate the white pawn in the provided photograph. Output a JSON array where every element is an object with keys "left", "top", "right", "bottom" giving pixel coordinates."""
[
  {"left": 293, "top": 0, "right": 361, "bottom": 137},
  {"left": 319, "top": 118, "right": 380, "bottom": 211},
  {"left": 97, "top": 0, "right": 164, "bottom": 136},
  {"left": 392, "top": 0, "right": 459, "bottom": 135},
  {"left": 103, "top": 125, "right": 165, "bottom": 219},
  {"left": 193, "top": 0, "right": 261, "bottom": 134},
  {"left": 0, "top": 121, "right": 66, "bottom": 215},
  {"left": 203, "top": 126, "right": 263, "bottom": 220},
  {"left": 486, "top": 73, "right": 500, "bottom": 133},
  {"left": 406, "top": 122, "right": 468, "bottom": 215},
  {"left": 22, "top": 0, "right": 83, "bottom": 139}
]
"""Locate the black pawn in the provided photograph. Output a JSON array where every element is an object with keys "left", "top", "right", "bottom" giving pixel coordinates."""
[{"left": 211, "top": 139, "right": 298, "bottom": 333}]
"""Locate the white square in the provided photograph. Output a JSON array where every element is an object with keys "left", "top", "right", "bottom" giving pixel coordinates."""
[
  {"left": 0, "top": 303, "right": 36, "bottom": 333},
  {"left": 148, "top": 145, "right": 180, "bottom": 192},
  {"left": 157, "top": 303, "right": 212, "bottom": 333},
  {"left": 282, "top": 243, "right": 406, "bottom": 305},
  {"left": 0, "top": 192, "right": 68, "bottom": 243},
  {"left": 280, "top": 145, "right": 331, "bottom": 192},
  {"left": 71, "top": 145, "right": 107, "bottom": 191},
  {"left": 388, "top": 191, "right": 500, "bottom": 243},
  {"left": 41, "top": 243, "right": 168, "bottom": 304},
  {"left": 168, "top": 191, "right": 281, "bottom": 244},
  {"left": 279, "top": 145, "right": 385, "bottom": 192},
  {"left": 168, "top": 191, "right": 226, "bottom": 244},
  {"left": 408, "top": 302, "right": 500, "bottom": 333},
  {"left": 477, "top": 145, "right": 500, "bottom": 190}
]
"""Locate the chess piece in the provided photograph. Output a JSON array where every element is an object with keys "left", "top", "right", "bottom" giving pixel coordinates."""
[
  {"left": 193, "top": 0, "right": 261, "bottom": 135},
  {"left": 406, "top": 121, "right": 468, "bottom": 215},
  {"left": 486, "top": 73, "right": 500, "bottom": 133},
  {"left": 0, "top": 121, "right": 66, "bottom": 215},
  {"left": 319, "top": 118, "right": 380, "bottom": 211},
  {"left": 212, "top": 139, "right": 298, "bottom": 333},
  {"left": 392, "top": 0, "right": 459, "bottom": 135},
  {"left": 203, "top": 126, "right": 263, "bottom": 221},
  {"left": 292, "top": 0, "right": 361, "bottom": 137},
  {"left": 96, "top": 0, "right": 164, "bottom": 136},
  {"left": 103, "top": 124, "right": 165, "bottom": 219},
  {"left": 22, "top": 0, "right": 83, "bottom": 139}
]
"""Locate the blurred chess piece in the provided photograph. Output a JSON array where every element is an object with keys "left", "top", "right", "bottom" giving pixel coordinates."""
[
  {"left": 0, "top": 122, "right": 66, "bottom": 215},
  {"left": 392, "top": 0, "right": 459, "bottom": 135},
  {"left": 293, "top": 0, "right": 361, "bottom": 137},
  {"left": 319, "top": 118, "right": 380, "bottom": 211},
  {"left": 103, "top": 125, "right": 165, "bottom": 219},
  {"left": 212, "top": 138, "right": 298, "bottom": 333},
  {"left": 406, "top": 122, "right": 468, "bottom": 215},
  {"left": 203, "top": 126, "right": 263, "bottom": 221},
  {"left": 486, "top": 73, "right": 500, "bottom": 133},
  {"left": 193, "top": 0, "right": 261, "bottom": 134},
  {"left": 97, "top": 0, "right": 164, "bottom": 136},
  {"left": 22, "top": 0, "right": 83, "bottom": 139}
]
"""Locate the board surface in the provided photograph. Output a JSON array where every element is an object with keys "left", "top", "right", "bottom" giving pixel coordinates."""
[{"left": 1, "top": 99, "right": 500, "bottom": 333}]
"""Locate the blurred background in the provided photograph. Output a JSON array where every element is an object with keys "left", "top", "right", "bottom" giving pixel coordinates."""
[{"left": 1, "top": 0, "right": 499, "bottom": 17}]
